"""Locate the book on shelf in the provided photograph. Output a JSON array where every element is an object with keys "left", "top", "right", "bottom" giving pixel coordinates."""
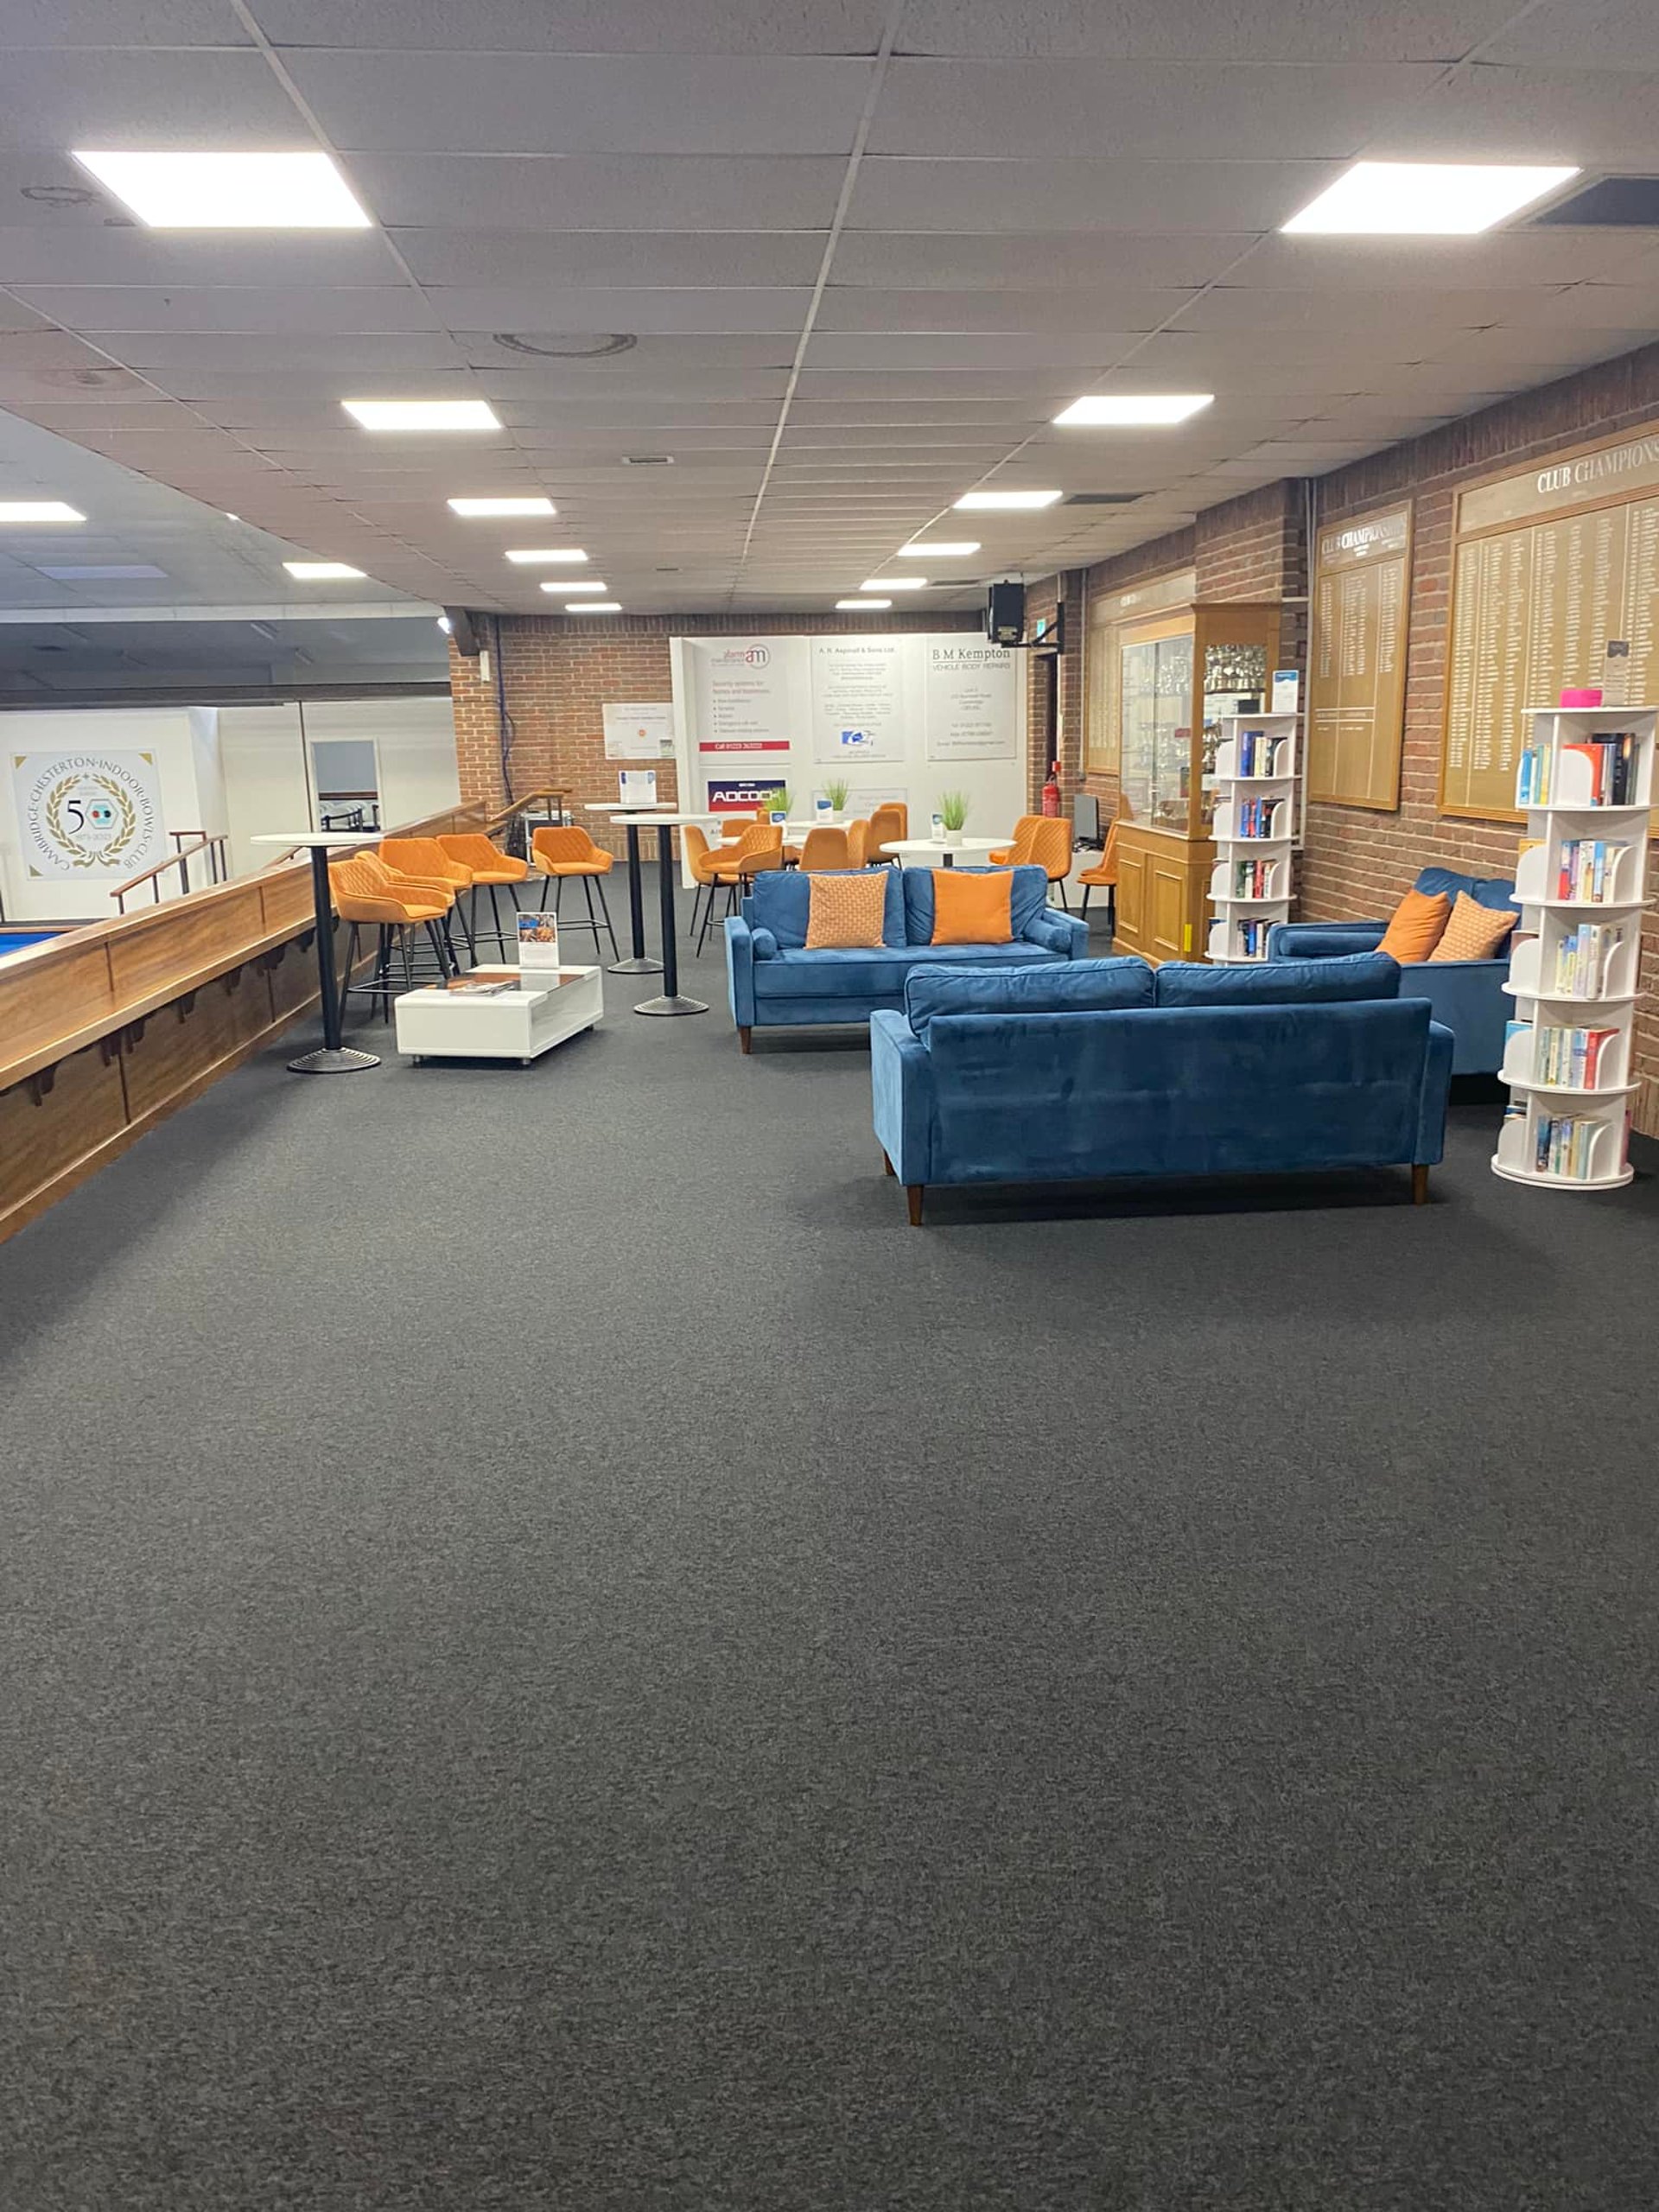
[
  {"left": 1510, "top": 1019, "right": 1621, "bottom": 1085},
  {"left": 1230, "top": 855, "right": 1275, "bottom": 899},
  {"left": 1232, "top": 794, "right": 1279, "bottom": 839},
  {"left": 1234, "top": 728, "right": 1287, "bottom": 779},
  {"left": 1533, "top": 1113, "right": 1601, "bottom": 1180},
  {"left": 1554, "top": 836, "right": 1630, "bottom": 901},
  {"left": 1516, "top": 730, "right": 1640, "bottom": 808},
  {"left": 1220, "top": 916, "right": 1272, "bottom": 958},
  {"left": 1550, "top": 922, "right": 1625, "bottom": 997}
]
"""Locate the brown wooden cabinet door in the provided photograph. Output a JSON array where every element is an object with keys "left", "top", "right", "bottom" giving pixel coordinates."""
[{"left": 1115, "top": 842, "right": 1148, "bottom": 951}]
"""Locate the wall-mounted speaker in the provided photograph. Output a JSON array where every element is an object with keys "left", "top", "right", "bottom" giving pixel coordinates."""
[{"left": 986, "top": 580, "right": 1026, "bottom": 646}]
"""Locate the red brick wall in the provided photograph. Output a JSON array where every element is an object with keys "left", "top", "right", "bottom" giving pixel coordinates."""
[
  {"left": 1304, "top": 341, "right": 1659, "bottom": 1135},
  {"left": 449, "top": 608, "right": 981, "bottom": 857}
]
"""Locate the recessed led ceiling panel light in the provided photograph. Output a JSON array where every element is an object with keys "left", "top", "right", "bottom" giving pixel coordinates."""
[
  {"left": 505, "top": 547, "right": 588, "bottom": 564},
  {"left": 448, "top": 495, "right": 555, "bottom": 517},
  {"left": 0, "top": 501, "right": 84, "bottom": 523},
  {"left": 1281, "top": 160, "right": 1580, "bottom": 235},
  {"left": 898, "top": 540, "right": 980, "bottom": 556},
  {"left": 861, "top": 575, "right": 927, "bottom": 590},
  {"left": 952, "top": 489, "right": 1063, "bottom": 511},
  {"left": 542, "top": 579, "right": 607, "bottom": 593},
  {"left": 284, "top": 560, "right": 365, "bottom": 579},
  {"left": 1053, "top": 394, "right": 1213, "bottom": 425},
  {"left": 571, "top": 601, "right": 620, "bottom": 612},
  {"left": 342, "top": 399, "right": 500, "bottom": 431},
  {"left": 837, "top": 597, "right": 892, "bottom": 609},
  {"left": 73, "top": 149, "right": 371, "bottom": 229}
]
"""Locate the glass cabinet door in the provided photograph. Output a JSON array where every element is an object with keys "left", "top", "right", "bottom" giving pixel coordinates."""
[
  {"left": 1149, "top": 632, "right": 1195, "bottom": 830},
  {"left": 1119, "top": 635, "right": 1159, "bottom": 824},
  {"left": 1199, "top": 638, "right": 1270, "bottom": 829}
]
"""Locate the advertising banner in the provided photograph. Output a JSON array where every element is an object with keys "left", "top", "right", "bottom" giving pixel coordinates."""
[
  {"left": 11, "top": 748, "right": 165, "bottom": 878},
  {"left": 707, "top": 775, "right": 786, "bottom": 815},
  {"left": 602, "top": 701, "right": 676, "bottom": 760},
  {"left": 810, "top": 637, "right": 905, "bottom": 762},
  {"left": 924, "top": 642, "right": 1018, "bottom": 761}
]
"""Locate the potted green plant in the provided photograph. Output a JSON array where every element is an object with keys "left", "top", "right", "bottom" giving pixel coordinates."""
[
  {"left": 939, "top": 791, "right": 969, "bottom": 849},
  {"left": 823, "top": 775, "right": 850, "bottom": 819}
]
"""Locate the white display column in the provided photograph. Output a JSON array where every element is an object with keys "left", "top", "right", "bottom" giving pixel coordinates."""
[
  {"left": 1206, "top": 711, "right": 1299, "bottom": 963},
  {"left": 1493, "top": 704, "right": 1654, "bottom": 1192}
]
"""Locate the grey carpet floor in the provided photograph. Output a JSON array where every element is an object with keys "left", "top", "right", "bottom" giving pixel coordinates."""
[{"left": 3, "top": 873, "right": 1658, "bottom": 2212}]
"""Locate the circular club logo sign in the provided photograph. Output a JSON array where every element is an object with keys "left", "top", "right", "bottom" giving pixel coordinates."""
[{"left": 20, "top": 751, "right": 161, "bottom": 875}]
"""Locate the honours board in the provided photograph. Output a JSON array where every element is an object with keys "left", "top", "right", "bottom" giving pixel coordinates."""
[
  {"left": 1307, "top": 504, "right": 1411, "bottom": 810},
  {"left": 1444, "top": 420, "right": 1659, "bottom": 819}
]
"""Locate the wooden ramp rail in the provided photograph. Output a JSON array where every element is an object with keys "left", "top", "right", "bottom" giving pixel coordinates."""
[
  {"left": 0, "top": 801, "right": 486, "bottom": 1247},
  {"left": 111, "top": 832, "right": 230, "bottom": 911}
]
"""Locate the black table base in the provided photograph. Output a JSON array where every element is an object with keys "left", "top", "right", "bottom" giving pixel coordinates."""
[
  {"left": 635, "top": 822, "right": 707, "bottom": 1016},
  {"left": 609, "top": 822, "right": 664, "bottom": 976},
  {"left": 289, "top": 842, "right": 380, "bottom": 1073}
]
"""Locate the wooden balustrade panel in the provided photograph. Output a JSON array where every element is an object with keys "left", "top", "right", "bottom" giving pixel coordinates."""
[
  {"left": 2, "top": 941, "right": 116, "bottom": 1061},
  {"left": 107, "top": 883, "right": 268, "bottom": 1003},
  {"left": 120, "top": 966, "right": 275, "bottom": 1122},
  {"left": 0, "top": 1044, "right": 127, "bottom": 1225},
  {"left": 265, "top": 936, "right": 320, "bottom": 1023},
  {"left": 259, "top": 868, "right": 316, "bottom": 934}
]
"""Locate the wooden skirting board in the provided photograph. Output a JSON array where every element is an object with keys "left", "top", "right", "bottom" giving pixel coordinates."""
[{"left": 0, "top": 804, "right": 483, "bottom": 1248}]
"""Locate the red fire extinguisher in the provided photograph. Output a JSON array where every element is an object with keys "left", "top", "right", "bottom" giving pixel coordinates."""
[{"left": 1041, "top": 759, "right": 1061, "bottom": 817}]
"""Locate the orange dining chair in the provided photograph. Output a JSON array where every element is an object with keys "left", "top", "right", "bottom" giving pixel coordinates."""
[
  {"left": 438, "top": 830, "right": 530, "bottom": 956},
  {"left": 682, "top": 822, "right": 730, "bottom": 945},
  {"left": 868, "top": 803, "right": 908, "bottom": 865},
  {"left": 1078, "top": 812, "right": 1122, "bottom": 931},
  {"left": 380, "top": 836, "right": 478, "bottom": 963},
  {"left": 1027, "top": 816, "right": 1075, "bottom": 908},
  {"left": 530, "top": 824, "right": 619, "bottom": 959},
  {"left": 797, "top": 826, "right": 852, "bottom": 872},
  {"left": 358, "top": 848, "right": 467, "bottom": 972},
  {"left": 988, "top": 814, "right": 1044, "bottom": 866},
  {"left": 331, "top": 856, "right": 455, "bottom": 1020},
  {"left": 701, "top": 823, "right": 783, "bottom": 952},
  {"left": 847, "top": 817, "right": 870, "bottom": 868}
]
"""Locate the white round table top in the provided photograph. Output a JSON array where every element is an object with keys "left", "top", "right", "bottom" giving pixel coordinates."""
[
  {"left": 611, "top": 810, "right": 721, "bottom": 825},
  {"left": 883, "top": 836, "right": 1011, "bottom": 856},
  {"left": 585, "top": 798, "right": 658, "bottom": 812},
  {"left": 251, "top": 830, "right": 379, "bottom": 848}
]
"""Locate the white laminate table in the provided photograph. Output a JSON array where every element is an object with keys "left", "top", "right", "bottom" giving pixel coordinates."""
[
  {"left": 881, "top": 836, "right": 1011, "bottom": 866},
  {"left": 395, "top": 964, "right": 603, "bottom": 1063},
  {"left": 250, "top": 831, "right": 382, "bottom": 1072}
]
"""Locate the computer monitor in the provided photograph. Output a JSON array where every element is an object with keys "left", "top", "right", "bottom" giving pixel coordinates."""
[{"left": 1071, "top": 791, "right": 1101, "bottom": 848}]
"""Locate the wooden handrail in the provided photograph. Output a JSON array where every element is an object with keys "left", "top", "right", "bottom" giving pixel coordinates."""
[
  {"left": 111, "top": 833, "right": 229, "bottom": 911},
  {"left": 484, "top": 787, "right": 569, "bottom": 834}
]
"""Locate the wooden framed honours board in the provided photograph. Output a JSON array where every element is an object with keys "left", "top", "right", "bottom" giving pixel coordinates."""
[
  {"left": 1443, "top": 417, "right": 1659, "bottom": 820},
  {"left": 1307, "top": 503, "right": 1411, "bottom": 810}
]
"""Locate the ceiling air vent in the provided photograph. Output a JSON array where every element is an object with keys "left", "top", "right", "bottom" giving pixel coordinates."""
[
  {"left": 493, "top": 331, "right": 637, "bottom": 358},
  {"left": 624, "top": 454, "right": 676, "bottom": 466},
  {"left": 1064, "top": 492, "right": 1141, "bottom": 505},
  {"left": 1530, "top": 176, "right": 1659, "bottom": 227}
]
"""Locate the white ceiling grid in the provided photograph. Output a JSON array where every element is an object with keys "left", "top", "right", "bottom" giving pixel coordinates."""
[{"left": 0, "top": 0, "right": 1651, "bottom": 613}]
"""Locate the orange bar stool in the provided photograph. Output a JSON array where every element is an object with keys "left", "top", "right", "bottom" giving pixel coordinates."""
[
  {"left": 847, "top": 817, "right": 870, "bottom": 868},
  {"left": 868, "top": 802, "right": 908, "bottom": 865},
  {"left": 1078, "top": 813, "right": 1122, "bottom": 931},
  {"left": 682, "top": 822, "right": 732, "bottom": 945},
  {"left": 798, "top": 826, "right": 851, "bottom": 871},
  {"left": 988, "top": 815, "right": 1043, "bottom": 866},
  {"left": 330, "top": 857, "right": 454, "bottom": 1020},
  {"left": 1027, "top": 817, "right": 1076, "bottom": 909},
  {"left": 530, "top": 824, "right": 620, "bottom": 960},
  {"left": 380, "top": 836, "right": 478, "bottom": 964},
  {"left": 438, "top": 830, "right": 530, "bottom": 956},
  {"left": 354, "top": 850, "right": 462, "bottom": 983},
  {"left": 700, "top": 823, "right": 783, "bottom": 952}
]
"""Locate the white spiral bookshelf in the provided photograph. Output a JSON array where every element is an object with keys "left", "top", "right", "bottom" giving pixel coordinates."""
[
  {"left": 1491, "top": 703, "right": 1654, "bottom": 1192},
  {"left": 1206, "top": 711, "right": 1299, "bottom": 964}
]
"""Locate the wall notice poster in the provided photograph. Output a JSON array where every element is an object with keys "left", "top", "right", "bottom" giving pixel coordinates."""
[
  {"left": 11, "top": 748, "right": 164, "bottom": 878},
  {"left": 684, "top": 639, "right": 793, "bottom": 752},
  {"left": 924, "top": 639, "right": 1018, "bottom": 760},
  {"left": 1444, "top": 418, "right": 1659, "bottom": 819},
  {"left": 1307, "top": 503, "right": 1412, "bottom": 810},
  {"left": 810, "top": 637, "right": 905, "bottom": 762},
  {"left": 602, "top": 701, "right": 676, "bottom": 760}
]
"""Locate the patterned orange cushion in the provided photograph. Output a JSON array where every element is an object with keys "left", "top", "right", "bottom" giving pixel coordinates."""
[
  {"left": 804, "top": 870, "right": 888, "bottom": 949},
  {"left": 931, "top": 868, "right": 1013, "bottom": 945},
  {"left": 1427, "top": 890, "right": 1518, "bottom": 963},
  {"left": 1376, "top": 887, "right": 1451, "bottom": 963}
]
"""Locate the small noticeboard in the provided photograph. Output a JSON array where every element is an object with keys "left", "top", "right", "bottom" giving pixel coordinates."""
[{"left": 517, "top": 911, "right": 561, "bottom": 969}]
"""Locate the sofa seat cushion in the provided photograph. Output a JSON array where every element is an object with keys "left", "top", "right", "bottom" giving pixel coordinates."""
[
  {"left": 905, "top": 955, "right": 1153, "bottom": 1036},
  {"left": 1158, "top": 951, "right": 1400, "bottom": 1007},
  {"left": 752, "top": 940, "right": 1054, "bottom": 1000}
]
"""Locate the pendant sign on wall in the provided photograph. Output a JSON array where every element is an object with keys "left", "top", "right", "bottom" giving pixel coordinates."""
[
  {"left": 12, "top": 749, "right": 165, "bottom": 877},
  {"left": 811, "top": 638, "right": 906, "bottom": 761}
]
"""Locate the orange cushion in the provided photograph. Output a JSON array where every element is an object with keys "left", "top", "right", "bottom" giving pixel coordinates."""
[
  {"left": 804, "top": 870, "right": 888, "bottom": 950},
  {"left": 1427, "top": 890, "right": 1518, "bottom": 963},
  {"left": 930, "top": 868, "right": 1013, "bottom": 945},
  {"left": 1376, "top": 887, "right": 1451, "bottom": 963}
]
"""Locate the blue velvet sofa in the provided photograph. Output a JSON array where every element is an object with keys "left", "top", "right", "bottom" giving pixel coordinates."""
[
  {"left": 726, "top": 865, "right": 1087, "bottom": 1049},
  {"left": 1266, "top": 867, "right": 1518, "bottom": 1075},
  {"left": 870, "top": 951, "right": 1453, "bottom": 1223}
]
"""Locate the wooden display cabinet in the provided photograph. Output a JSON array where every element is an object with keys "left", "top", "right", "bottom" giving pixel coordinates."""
[{"left": 1110, "top": 600, "right": 1283, "bottom": 963}]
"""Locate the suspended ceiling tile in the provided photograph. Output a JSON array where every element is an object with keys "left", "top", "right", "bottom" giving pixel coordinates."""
[
  {"left": 422, "top": 289, "right": 813, "bottom": 336},
  {"left": 847, "top": 157, "right": 1342, "bottom": 233},
  {"left": 346, "top": 153, "right": 847, "bottom": 232},
  {"left": 253, "top": 0, "right": 890, "bottom": 52},
  {"left": 394, "top": 229, "right": 827, "bottom": 289},
  {"left": 1482, "top": 0, "right": 1659, "bottom": 67},
  {"left": 1381, "top": 63, "right": 1659, "bottom": 162},
  {"left": 827, "top": 232, "right": 1255, "bottom": 290},
  {"left": 0, "top": 50, "right": 302, "bottom": 151},
  {"left": 815, "top": 287, "right": 1198, "bottom": 334},
  {"left": 0, "top": 0, "right": 252, "bottom": 43},
  {"left": 894, "top": 0, "right": 1529, "bottom": 63},
  {"left": 0, "top": 226, "right": 410, "bottom": 287},
  {"left": 12, "top": 286, "right": 443, "bottom": 335}
]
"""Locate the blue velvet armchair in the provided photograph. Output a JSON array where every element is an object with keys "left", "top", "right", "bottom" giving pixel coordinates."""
[{"left": 1266, "top": 867, "right": 1519, "bottom": 1074}]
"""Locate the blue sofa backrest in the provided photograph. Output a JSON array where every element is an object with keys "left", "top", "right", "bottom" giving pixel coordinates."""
[
  {"left": 1154, "top": 951, "right": 1400, "bottom": 1005},
  {"left": 923, "top": 998, "right": 1435, "bottom": 1181},
  {"left": 1415, "top": 865, "right": 1518, "bottom": 915},
  {"left": 904, "top": 957, "right": 1152, "bottom": 1034},
  {"left": 746, "top": 866, "right": 906, "bottom": 948},
  {"left": 901, "top": 865, "right": 1049, "bottom": 944}
]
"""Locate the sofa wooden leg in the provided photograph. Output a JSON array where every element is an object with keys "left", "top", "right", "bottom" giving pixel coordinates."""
[
  {"left": 1412, "top": 1163, "right": 1429, "bottom": 1205},
  {"left": 738, "top": 1025, "right": 752, "bottom": 1055},
  {"left": 906, "top": 1184, "right": 924, "bottom": 1226},
  {"left": 882, "top": 1150, "right": 895, "bottom": 1176}
]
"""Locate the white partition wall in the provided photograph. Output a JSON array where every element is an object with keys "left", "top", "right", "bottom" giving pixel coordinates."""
[
  {"left": 219, "top": 695, "right": 460, "bottom": 877},
  {"left": 668, "top": 632, "right": 1025, "bottom": 877}
]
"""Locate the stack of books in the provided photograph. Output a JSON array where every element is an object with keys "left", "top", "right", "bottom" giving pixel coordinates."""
[
  {"left": 1550, "top": 922, "right": 1625, "bottom": 997},
  {"left": 1224, "top": 918, "right": 1272, "bottom": 959},
  {"left": 1553, "top": 836, "right": 1631, "bottom": 901},
  {"left": 1234, "top": 728, "right": 1287, "bottom": 778},
  {"left": 1525, "top": 1109, "right": 1605, "bottom": 1180},
  {"left": 1233, "top": 796, "right": 1279, "bottom": 839},
  {"left": 1507, "top": 1020, "right": 1621, "bottom": 1086},
  {"left": 1516, "top": 731, "right": 1640, "bottom": 806},
  {"left": 1230, "top": 856, "right": 1275, "bottom": 898}
]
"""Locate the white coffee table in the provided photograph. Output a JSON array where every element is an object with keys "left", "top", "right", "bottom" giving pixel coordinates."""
[{"left": 394, "top": 964, "right": 602, "bottom": 1065}]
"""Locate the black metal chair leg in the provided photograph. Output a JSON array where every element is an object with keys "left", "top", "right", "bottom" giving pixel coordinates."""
[
  {"left": 454, "top": 887, "right": 477, "bottom": 963},
  {"left": 426, "top": 918, "right": 452, "bottom": 977},
  {"left": 538, "top": 870, "right": 552, "bottom": 912},
  {"left": 488, "top": 880, "right": 507, "bottom": 956},
  {"left": 337, "top": 920, "right": 359, "bottom": 1019},
  {"left": 400, "top": 927, "right": 416, "bottom": 993},
  {"left": 594, "top": 873, "right": 620, "bottom": 960},
  {"left": 1080, "top": 885, "right": 1092, "bottom": 921}
]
